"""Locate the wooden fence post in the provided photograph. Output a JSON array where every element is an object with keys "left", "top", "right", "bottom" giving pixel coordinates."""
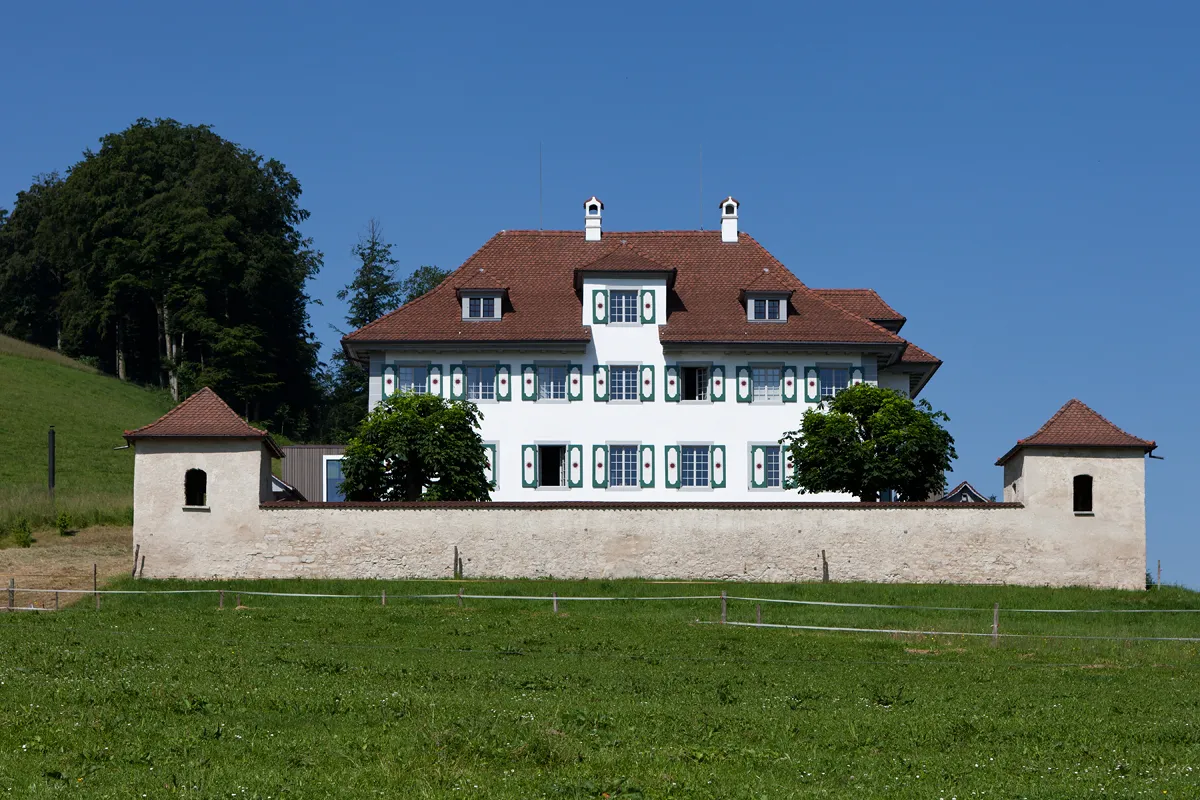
[
  {"left": 381, "top": 589, "right": 387, "bottom": 606},
  {"left": 552, "top": 592, "right": 558, "bottom": 614},
  {"left": 457, "top": 587, "right": 464, "bottom": 608},
  {"left": 821, "top": 550, "right": 830, "bottom": 583},
  {"left": 991, "top": 603, "right": 1000, "bottom": 647},
  {"left": 236, "top": 593, "right": 241, "bottom": 609},
  {"left": 139, "top": 555, "right": 145, "bottom": 578},
  {"left": 453, "top": 546, "right": 460, "bottom": 579},
  {"left": 7, "top": 578, "right": 12, "bottom": 612},
  {"left": 93, "top": 563, "right": 97, "bottom": 604},
  {"left": 132, "top": 544, "right": 140, "bottom": 578},
  {"left": 720, "top": 591, "right": 727, "bottom": 624},
  {"left": 756, "top": 603, "right": 762, "bottom": 625},
  {"left": 54, "top": 591, "right": 59, "bottom": 612},
  {"left": 1158, "top": 559, "right": 1162, "bottom": 590},
  {"left": 219, "top": 589, "right": 224, "bottom": 610}
]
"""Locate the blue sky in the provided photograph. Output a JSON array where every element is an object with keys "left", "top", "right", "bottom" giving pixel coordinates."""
[{"left": 3, "top": 2, "right": 1197, "bottom": 585}]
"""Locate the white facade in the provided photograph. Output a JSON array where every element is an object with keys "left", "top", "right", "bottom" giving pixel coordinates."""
[{"left": 366, "top": 271, "right": 893, "bottom": 501}]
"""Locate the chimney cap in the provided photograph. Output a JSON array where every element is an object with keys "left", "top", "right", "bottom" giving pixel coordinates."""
[
  {"left": 720, "top": 196, "right": 740, "bottom": 215},
  {"left": 584, "top": 196, "right": 604, "bottom": 212}
]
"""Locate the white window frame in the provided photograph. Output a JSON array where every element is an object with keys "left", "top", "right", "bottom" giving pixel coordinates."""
[
  {"left": 535, "top": 442, "right": 570, "bottom": 491},
  {"left": 608, "top": 363, "right": 641, "bottom": 402},
  {"left": 606, "top": 442, "right": 641, "bottom": 490},
  {"left": 746, "top": 294, "right": 788, "bottom": 323},
  {"left": 751, "top": 364, "right": 783, "bottom": 404},
  {"left": 460, "top": 293, "right": 502, "bottom": 321},
  {"left": 818, "top": 363, "right": 851, "bottom": 401},
  {"left": 465, "top": 363, "right": 498, "bottom": 402},
  {"left": 321, "top": 455, "right": 346, "bottom": 502},
  {"left": 394, "top": 363, "right": 428, "bottom": 395},
  {"left": 679, "top": 444, "right": 712, "bottom": 490},
  {"left": 609, "top": 290, "right": 640, "bottom": 324},
  {"left": 679, "top": 363, "right": 710, "bottom": 403},
  {"left": 536, "top": 363, "right": 569, "bottom": 402}
]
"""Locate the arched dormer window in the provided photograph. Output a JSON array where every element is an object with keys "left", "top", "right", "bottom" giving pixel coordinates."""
[
  {"left": 185, "top": 469, "right": 208, "bottom": 507},
  {"left": 1073, "top": 474, "right": 1093, "bottom": 514}
]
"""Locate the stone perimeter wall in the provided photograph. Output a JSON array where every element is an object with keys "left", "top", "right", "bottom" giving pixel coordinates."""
[{"left": 136, "top": 502, "right": 1145, "bottom": 590}]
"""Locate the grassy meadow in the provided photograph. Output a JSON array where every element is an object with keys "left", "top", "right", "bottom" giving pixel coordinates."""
[
  {"left": 0, "top": 335, "right": 174, "bottom": 534},
  {"left": 1, "top": 578, "right": 1198, "bottom": 798}
]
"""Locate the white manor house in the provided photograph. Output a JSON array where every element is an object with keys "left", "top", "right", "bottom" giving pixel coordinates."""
[{"left": 341, "top": 197, "right": 942, "bottom": 501}]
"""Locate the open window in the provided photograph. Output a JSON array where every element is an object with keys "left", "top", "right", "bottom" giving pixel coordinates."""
[
  {"left": 681, "top": 366, "right": 709, "bottom": 401},
  {"left": 184, "top": 469, "right": 207, "bottom": 507},
  {"left": 1073, "top": 474, "right": 1093, "bottom": 514},
  {"left": 538, "top": 445, "right": 567, "bottom": 487}
]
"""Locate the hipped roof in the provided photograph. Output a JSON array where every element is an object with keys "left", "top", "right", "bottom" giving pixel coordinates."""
[
  {"left": 124, "top": 387, "right": 285, "bottom": 458},
  {"left": 995, "top": 399, "right": 1155, "bottom": 465}
]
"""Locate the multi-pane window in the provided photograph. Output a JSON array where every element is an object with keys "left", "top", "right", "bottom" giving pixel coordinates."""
[
  {"left": 466, "top": 366, "right": 496, "bottom": 400},
  {"left": 468, "top": 297, "right": 497, "bottom": 318},
  {"left": 819, "top": 367, "right": 849, "bottom": 399},
  {"left": 682, "top": 366, "right": 709, "bottom": 401},
  {"left": 610, "top": 291, "right": 639, "bottom": 323},
  {"left": 608, "top": 445, "right": 639, "bottom": 487},
  {"left": 397, "top": 365, "right": 427, "bottom": 394},
  {"left": 752, "top": 367, "right": 781, "bottom": 402},
  {"left": 610, "top": 366, "right": 640, "bottom": 400},
  {"left": 753, "top": 298, "right": 780, "bottom": 320},
  {"left": 764, "top": 446, "right": 782, "bottom": 488},
  {"left": 680, "top": 446, "right": 710, "bottom": 488},
  {"left": 538, "top": 366, "right": 567, "bottom": 400}
]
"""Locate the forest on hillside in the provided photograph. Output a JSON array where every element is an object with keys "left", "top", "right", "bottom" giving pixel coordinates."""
[{"left": 0, "top": 118, "right": 447, "bottom": 442}]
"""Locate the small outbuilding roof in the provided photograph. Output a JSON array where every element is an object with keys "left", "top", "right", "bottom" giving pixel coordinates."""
[
  {"left": 995, "top": 399, "right": 1155, "bottom": 466},
  {"left": 124, "top": 387, "right": 285, "bottom": 458}
]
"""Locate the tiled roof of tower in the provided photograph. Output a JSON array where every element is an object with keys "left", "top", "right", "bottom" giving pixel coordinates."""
[
  {"left": 124, "top": 387, "right": 285, "bottom": 458},
  {"left": 813, "top": 289, "right": 906, "bottom": 324},
  {"left": 344, "top": 230, "right": 908, "bottom": 346},
  {"left": 995, "top": 399, "right": 1155, "bottom": 465}
]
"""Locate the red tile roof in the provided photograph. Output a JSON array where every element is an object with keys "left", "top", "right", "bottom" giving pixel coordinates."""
[
  {"left": 742, "top": 267, "right": 796, "bottom": 295},
  {"left": 995, "top": 399, "right": 1155, "bottom": 465},
  {"left": 124, "top": 387, "right": 285, "bottom": 458},
  {"left": 814, "top": 289, "right": 906, "bottom": 323},
  {"left": 898, "top": 342, "right": 941, "bottom": 364},
  {"left": 345, "top": 230, "right": 910, "bottom": 348},
  {"left": 456, "top": 268, "right": 508, "bottom": 292}
]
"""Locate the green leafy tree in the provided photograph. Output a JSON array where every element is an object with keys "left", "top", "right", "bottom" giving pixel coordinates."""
[
  {"left": 340, "top": 393, "right": 491, "bottom": 501},
  {"left": 781, "top": 383, "right": 956, "bottom": 502},
  {"left": 398, "top": 264, "right": 450, "bottom": 305}
]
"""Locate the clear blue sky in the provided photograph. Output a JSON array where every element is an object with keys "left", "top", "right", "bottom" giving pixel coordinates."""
[{"left": 3, "top": 2, "right": 1197, "bottom": 585}]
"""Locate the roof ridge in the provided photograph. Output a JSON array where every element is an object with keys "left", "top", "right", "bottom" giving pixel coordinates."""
[
  {"left": 123, "top": 387, "right": 270, "bottom": 439},
  {"left": 1020, "top": 398, "right": 1152, "bottom": 446}
]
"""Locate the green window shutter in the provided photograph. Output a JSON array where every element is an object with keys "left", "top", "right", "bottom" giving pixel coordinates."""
[
  {"left": 803, "top": 366, "right": 820, "bottom": 403},
  {"left": 710, "top": 445, "right": 726, "bottom": 488},
  {"left": 521, "top": 445, "right": 538, "bottom": 488},
  {"left": 483, "top": 443, "right": 497, "bottom": 489},
  {"left": 520, "top": 364, "right": 538, "bottom": 400},
  {"left": 710, "top": 365, "right": 726, "bottom": 402},
  {"left": 664, "top": 364, "right": 680, "bottom": 402},
  {"left": 428, "top": 364, "right": 443, "bottom": 397},
  {"left": 639, "top": 364, "right": 655, "bottom": 402},
  {"left": 782, "top": 366, "right": 798, "bottom": 403},
  {"left": 568, "top": 444, "right": 584, "bottom": 488},
  {"left": 592, "top": 289, "right": 609, "bottom": 325},
  {"left": 750, "top": 445, "right": 767, "bottom": 488},
  {"left": 664, "top": 445, "right": 681, "bottom": 489},
  {"left": 496, "top": 364, "right": 512, "bottom": 401},
  {"left": 735, "top": 365, "right": 752, "bottom": 403},
  {"left": 382, "top": 364, "right": 396, "bottom": 398},
  {"left": 567, "top": 364, "right": 584, "bottom": 401},
  {"left": 639, "top": 445, "right": 655, "bottom": 488},
  {"left": 449, "top": 364, "right": 466, "bottom": 400},
  {"left": 593, "top": 365, "right": 609, "bottom": 402},
  {"left": 850, "top": 365, "right": 864, "bottom": 386},
  {"left": 592, "top": 444, "right": 608, "bottom": 488},
  {"left": 640, "top": 288, "right": 656, "bottom": 324},
  {"left": 784, "top": 446, "right": 797, "bottom": 490}
]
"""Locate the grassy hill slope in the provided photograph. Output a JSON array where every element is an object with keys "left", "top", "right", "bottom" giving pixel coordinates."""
[{"left": 0, "top": 335, "right": 174, "bottom": 532}]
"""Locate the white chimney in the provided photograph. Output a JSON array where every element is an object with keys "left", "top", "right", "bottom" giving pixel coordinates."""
[
  {"left": 584, "top": 196, "right": 604, "bottom": 241},
  {"left": 720, "top": 196, "right": 739, "bottom": 242}
]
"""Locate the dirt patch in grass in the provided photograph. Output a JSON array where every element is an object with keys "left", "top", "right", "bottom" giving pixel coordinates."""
[{"left": 0, "top": 525, "right": 132, "bottom": 609}]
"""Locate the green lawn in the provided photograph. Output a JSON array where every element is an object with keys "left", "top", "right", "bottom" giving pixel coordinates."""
[
  {"left": 1, "top": 578, "right": 1198, "bottom": 798},
  {"left": 0, "top": 335, "right": 174, "bottom": 534}
]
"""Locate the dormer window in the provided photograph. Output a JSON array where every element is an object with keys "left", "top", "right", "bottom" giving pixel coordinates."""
[
  {"left": 753, "top": 298, "right": 780, "bottom": 320},
  {"left": 460, "top": 292, "right": 502, "bottom": 321},
  {"left": 745, "top": 293, "right": 788, "bottom": 323}
]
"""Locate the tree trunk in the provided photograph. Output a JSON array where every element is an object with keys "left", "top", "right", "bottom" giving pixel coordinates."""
[
  {"left": 161, "top": 298, "right": 180, "bottom": 402},
  {"left": 115, "top": 321, "right": 127, "bottom": 381}
]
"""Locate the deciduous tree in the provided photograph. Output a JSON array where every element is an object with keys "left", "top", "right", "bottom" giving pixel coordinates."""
[
  {"left": 339, "top": 393, "right": 491, "bottom": 501},
  {"left": 781, "top": 383, "right": 956, "bottom": 501}
]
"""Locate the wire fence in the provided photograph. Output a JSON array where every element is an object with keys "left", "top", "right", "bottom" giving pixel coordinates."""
[{"left": 3, "top": 582, "right": 1199, "bottom": 644}]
